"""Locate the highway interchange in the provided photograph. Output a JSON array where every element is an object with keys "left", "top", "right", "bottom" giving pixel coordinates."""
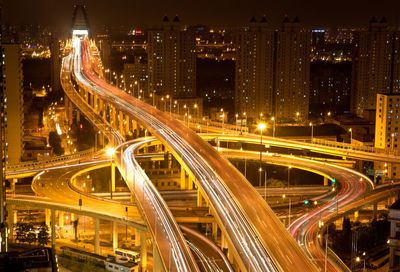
[{"left": 7, "top": 35, "right": 400, "bottom": 272}]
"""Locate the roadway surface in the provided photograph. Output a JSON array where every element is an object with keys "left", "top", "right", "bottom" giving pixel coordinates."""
[{"left": 75, "top": 38, "right": 318, "bottom": 271}]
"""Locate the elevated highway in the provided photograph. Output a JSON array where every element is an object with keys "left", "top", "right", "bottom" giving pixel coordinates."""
[{"left": 69, "top": 38, "right": 318, "bottom": 271}]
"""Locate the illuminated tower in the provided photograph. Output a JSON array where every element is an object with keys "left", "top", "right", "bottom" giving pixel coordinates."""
[
  {"left": 235, "top": 16, "right": 275, "bottom": 120},
  {"left": 274, "top": 16, "right": 311, "bottom": 121},
  {"left": 147, "top": 15, "right": 196, "bottom": 98},
  {"left": 352, "top": 17, "right": 400, "bottom": 115}
]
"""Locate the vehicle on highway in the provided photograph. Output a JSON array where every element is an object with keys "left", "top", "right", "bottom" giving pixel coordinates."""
[{"left": 114, "top": 248, "right": 140, "bottom": 263}]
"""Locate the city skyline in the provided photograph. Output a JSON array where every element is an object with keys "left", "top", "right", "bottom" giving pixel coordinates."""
[{"left": 2, "top": 0, "right": 400, "bottom": 30}]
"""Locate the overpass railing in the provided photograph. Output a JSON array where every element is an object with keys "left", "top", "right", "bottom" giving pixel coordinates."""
[
  {"left": 311, "top": 138, "right": 397, "bottom": 155},
  {"left": 6, "top": 149, "right": 95, "bottom": 173}
]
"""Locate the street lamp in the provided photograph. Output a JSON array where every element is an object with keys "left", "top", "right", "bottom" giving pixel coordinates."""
[
  {"left": 258, "top": 123, "right": 266, "bottom": 187},
  {"left": 220, "top": 108, "right": 225, "bottom": 133},
  {"left": 242, "top": 112, "right": 247, "bottom": 132},
  {"left": 349, "top": 128, "right": 353, "bottom": 145},
  {"left": 356, "top": 253, "right": 366, "bottom": 272},
  {"left": 106, "top": 147, "right": 115, "bottom": 199},
  {"left": 194, "top": 103, "right": 198, "bottom": 124},
  {"left": 271, "top": 116, "right": 276, "bottom": 137},
  {"left": 309, "top": 122, "right": 314, "bottom": 142},
  {"left": 235, "top": 114, "right": 239, "bottom": 132},
  {"left": 391, "top": 133, "right": 395, "bottom": 151},
  {"left": 287, "top": 165, "right": 292, "bottom": 188},
  {"left": 282, "top": 194, "right": 291, "bottom": 227},
  {"left": 167, "top": 94, "right": 171, "bottom": 116},
  {"left": 174, "top": 100, "right": 179, "bottom": 114}
]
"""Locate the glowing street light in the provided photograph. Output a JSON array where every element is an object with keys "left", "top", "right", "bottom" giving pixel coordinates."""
[
  {"left": 271, "top": 116, "right": 276, "bottom": 137},
  {"left": 106, "top": 147, "right": 115, "bottom": 199},
  {"left": 258, "top": 123, "right": 266, "bottom": 186},
  {"left": 349, "top": 128, "right": 353, "bottom": 145}
]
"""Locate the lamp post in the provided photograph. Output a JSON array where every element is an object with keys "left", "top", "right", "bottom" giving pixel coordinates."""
[
  {"left": 355, "top": 253, "right": 366, "bottom": 272},
  {"left": 235, "top": 113, "right": 239, "bottom": 132},
  {"left": 194, "top": 103, "right": 198, "bottom": 125},
  {"left": 243, "top": 112, "right": 247, "bottom": 132},
  {"left": 174, "top": 100, "right": 179, "bottom": 115},
  {"left": 257, "top": 123, "right": 266, "bottom": 187},
  {"left": 282, "top": 194, "right": 291, "bottom": 227},
  {"left": 166, "top": 95, "right": 171, "bottom": 116},
  {"left": 220, "top": 108, "right": 225, "bottom": 134},
  {"left": 349, "top": 128, "right": 353, "bottom": 145},
  {"left": 271, "top": 116, "right": 276, "bottom": 137},
  {"left": 106, "top": 147, "right": 115, "bottom": 199},
  {"left": 391, "top": 133, "right": 395, "bottom": 151},
  {"left": 309, "top": 122, "right": 314, "bottom": 142}
]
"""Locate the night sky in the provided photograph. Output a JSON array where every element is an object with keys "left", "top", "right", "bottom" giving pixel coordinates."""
[{"left": 3, "top": 0, "right": 400, "bottom": 30}]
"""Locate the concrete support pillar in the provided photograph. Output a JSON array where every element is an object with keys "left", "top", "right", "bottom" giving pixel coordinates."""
[
  {"left": 58, "top": 211, "right": 64, "bottom": 228},
  {"left": 197, "top": 189, "right": 204, "bottom": 207},
  {"left": 125, "top": 116, "right": 130, "bottom": 136},
  {"left": 135, "top": 229, "right": 141, "bottom": 246},
  {"left": 323, "top": 177, "right": 329, "bottom": 186},
  {"left": 187, "top": 177, "right": 194, "bottom": 190},
  {"left": 180, "top": 165, "right": 187, "bottom": 190},
  {"left": 140, "top": 232, "right": 148, "bottom": 271},
  {"left": 6, "top": 205, "right": 15, "bottom": 241},
  {"left": 94, "top": 218, "right": 100, "bottom": 254},
  {"left": 212, "top": 222, "right": 218, "bottom": 241},
  {"left": 118, "top": 111, "right": 124, "bottom": 133},
  {"left": 51, "top": 209, "right": 56, "bottom": 250},
  {"left": 111, "top": 163, "right": 116, "bottom": 197},
  {"left": 152, "top": 240, "right": 161, "bottom": 272},
  {"left": 354, "top": 210, "right": 359, "bottom": 221},
  {"left": 11, "top": 178, "right": 17, "bottom": 194},
  {"left": 112, "top": 222, "right": 118, "bottom": 251},
  {"left": 45, "top": 209, "right": 51, "bottom": 227},
  {"left": 70, "top": 213, "right": 75, "bottom": 222},
  {"left": 98, "top": 99, "right": 104, "bottom": 117},
  {"left": 373, "top": 202, "right": 378, "bottom": 220}
]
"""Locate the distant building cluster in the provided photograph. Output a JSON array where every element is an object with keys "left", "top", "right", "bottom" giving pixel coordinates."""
[{"left": 5, "top": 14, "right": 400, "bottom": 126}]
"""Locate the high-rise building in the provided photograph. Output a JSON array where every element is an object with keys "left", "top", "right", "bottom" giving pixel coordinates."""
[
  {"left": 123, "top": 56, "right": 148, "bottom": 97},
  {"left": 375, "top": 93, "right": 400, "bottom": 178},
  {"left": 234, "top": 16, "right": 310, "bottom": 122},
  {"left": 0, "top": 4, "right": 8, "bottom": 252},
  {"left": 3, "top": 44, "right": 24, "bottom": 165},
  {"left": 50, "top": 35, "right": 61, "bottom": 92},
  {"left": 310, "top": 61, "right": 352, "bottom": 116},
  {"left": 147, "top": 16, "right": 196, "bottom": 98},
  {"left": 235, "top": 16, "right": 275, "bottom": 120},
  {"left": 352, "top": 17, "right": 400, "bottom": 115},
  {"left": 274, "top": 16, "right": 311, "bottom": 121}
]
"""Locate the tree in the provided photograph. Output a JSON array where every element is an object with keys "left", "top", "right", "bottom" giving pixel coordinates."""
[
  {"left": 15, "top": 223, "right": 28, "bottom": 243},
  {"left": 49, "top": 131, "right": 64, "bottom": 155},
  {"left": 26, "top": 232, "right": 37, "bottom": 244},
  {"left": 37, "top": 223, "right": 49, "bottom": 246}
]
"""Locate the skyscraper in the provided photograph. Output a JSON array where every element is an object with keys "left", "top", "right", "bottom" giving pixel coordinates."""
[
  {"left": 234, "top": 16, "right": 310, "bottom": 122},
  {"left": 147, "top": 16, "right": 196, "bottom": 98},
  {"left": 3, "top": 44, "right": 24, "bottom": 165},
  {"left": 374, "top": 93, "right": 400, "bottom": 179},
  {"left": 235, "top": 16, "right": 275, "bottom": 120},
  {"left": 352, "top": 17, "right": 400, "bottom": 115},
  {"left": 0, "top": 4, "right": 8, "bottom": 252},
  {"left": 274, "top": 16, "right": 311, "bottom": 121}
]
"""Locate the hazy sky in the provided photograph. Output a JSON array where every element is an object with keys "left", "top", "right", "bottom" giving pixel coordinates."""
[{"left": 3, "top": 0, "right": 400, "bottom": 29}]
